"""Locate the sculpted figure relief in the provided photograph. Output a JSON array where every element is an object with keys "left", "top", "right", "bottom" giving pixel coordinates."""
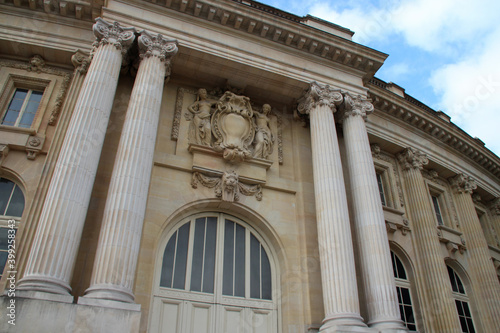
[
  {"left": 252, "top": 104, "right": 274, "bottom": 159},
  {"left": 187, "top": 88, "right": 217, "bottom": 146},
  {"left": 185, "top": 88, "right": 275, "bottom": 162}
]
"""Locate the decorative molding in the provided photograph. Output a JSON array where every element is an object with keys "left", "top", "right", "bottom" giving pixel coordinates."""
[
  {"left": 0, "top": 145, "right": 9, "bottom": 165},
  {"left": 449, "top": 173, "right": 477, "bottom": 194},
  {"left": 25, "top": 135, "right": 45, "bottom": 160},
  {"left": 370, "top": 143, "right": 381, "bottom": 158},
  {"left": 372, "top": 146, "right": 405, "bottom": 208},
  {"left": 490, "top": 198, "right": 500, "bottom": 216},
  {"left": 191, "top": 171, "right": 262, "bottom": 202},
  {"left": 28, "top": 55, "right": 46, "bottom": 73},
  {"left": 48, "top": 72, "right": 72, "bottom": 126},
  {"left": 397, "top": 147, "right": 428, "bottom": 171},
  {"left": 71, "top": 49, "right": 91, "bottom": 75},
  {"left": 277, "top": 112, "right": 283, "bottom": 165}
]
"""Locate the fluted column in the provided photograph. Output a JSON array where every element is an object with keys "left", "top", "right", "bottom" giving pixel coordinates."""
[
  {"left": 17, "top": 18, "right": 136, "bottom": 296},
  {"left": 397, "top": 148, "right": 461, "bottom": 331},
  {"left": 341, "top": 94, "right": 406, "bottom": 331},
  {"left": 83, "top": 31, "right": 178, "bottom": 303},
  {"left": 297, "top": 82, "right": 365, "bottom": 331},
  {"left": 489, "top": 198, "right": 500, "bottom": 247},
  {"left": 449, "top": 174, "right": 500, "bottom": 332}
]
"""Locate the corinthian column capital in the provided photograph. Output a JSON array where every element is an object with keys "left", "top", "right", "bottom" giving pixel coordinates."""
[
  {"left": 138, "top": 30, "right": 179, "bottom": 76},
  {"left": 449, "top": 173, "right": 477, "bottom": 194},
  {"left": 341, "top": 92, "right": 374, "bottom": 121},
  {"left": 71, "top": 50, "right": 91, "bottom": 74},
  {"left": 297, "top": 81, "right": 343, "bottom": 115},
  {"left": 490, "top": 198, "right": 500, "bottom": 215},
  {"left": 397, "top": 147, "right": 429, "bottom": 170},
  {"left": 92, "top": 18, "right": 136, "bottom": 55}
]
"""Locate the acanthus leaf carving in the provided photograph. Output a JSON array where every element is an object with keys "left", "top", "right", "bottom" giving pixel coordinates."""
[
  {"left": 449, "top": 173, "right": 477, "bottom": 194},
  {"left": 297, "top": 81, "right": 343, "bottom": 116},
  {"left": 92, "top": 18, "right": 136, "bottom": 56},
  {"left": 138, "top": 30, "right": 178, "bottom": 77},
  {"left": 340, "top": 92, "right": 374, "bottom": 121},
  {"left": 397, "top": 147, "right": 428, "bottom": 170}
]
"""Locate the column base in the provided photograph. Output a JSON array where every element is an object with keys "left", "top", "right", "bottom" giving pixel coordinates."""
[
  {"left": 17, "top": 275, "right": 72, "bottom": 296},
  {"left": 0, "top": 294, "right": 141, "bottom": 333},
  {"left": 84, "top": 284, "right": 135, "bottom": 303},
  {"left": 320, "top": 313, "right": 367, "bottom": 332},
  {"left": 369, "top": 318, "right": 408, "bottom": 332}
]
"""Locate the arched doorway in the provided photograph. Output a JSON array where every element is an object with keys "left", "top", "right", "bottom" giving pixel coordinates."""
[{"left": 150, "top": 212, "right": 279, "bottom": 333}]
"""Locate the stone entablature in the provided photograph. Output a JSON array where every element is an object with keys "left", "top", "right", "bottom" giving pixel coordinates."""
[
  {"left": 0, "top": 0, "right": 100, "bottom": 21},
  {"left": 368, "top": 78, "right": 500, "bottom": 180},
  {"left": 134, "top": 0, "right": 386, "bottom": 76}
]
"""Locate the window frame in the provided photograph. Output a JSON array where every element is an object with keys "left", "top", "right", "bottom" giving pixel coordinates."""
[
  {"left": 446, "top": 264, "right": 477, "bottom": 333},
  {"left": 0, "top": 177, "right": 25, "bottom": 279},
  {"left": 391, "top": 250, "right": 417, "bottom": 331},
  {"left": 427, "top": 183, "right": 452, "bottom": 228},
  {"left": 2, "top": 88, "right": 44, "bottom": 128},
  {"left": 373, "top": 160, "right": 400, "bottom": 209},
  {"left": 154, "top": 212, "right": 278, "bottom": 305}
]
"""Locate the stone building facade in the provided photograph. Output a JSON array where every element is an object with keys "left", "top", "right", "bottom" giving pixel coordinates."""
[{"left": 0, "top": 0, "right": 499, "bottom": 332}]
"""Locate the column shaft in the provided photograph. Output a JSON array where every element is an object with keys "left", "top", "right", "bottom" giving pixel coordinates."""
[
  {"left": 398, "top": 149, "right": 461, "bottom": 331},
  {"left": 342, "top": 97, "right": 405, "bottom": 331},
  {"left": 309, "top": 103, "right": 365, "bottom": 329},
  {"left": 450, "top": 177, "right": 500, "bottom": 332},
  {"left": 18, "top": 19, "right": 135, "bottom": 296},
  {"left": 84, "top": 32, "right": 178, "bottom": 303}
]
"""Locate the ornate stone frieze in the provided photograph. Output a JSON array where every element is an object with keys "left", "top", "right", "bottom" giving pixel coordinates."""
[
  {"left": 48, "top": 71, "right": 72, "bottom": 126},
  {"left": 191, "top": 171, "right": 262, "bottom": 202},
  {"left": 340, "top": 92, "right": 374, "bottom": 121},
  {"left": 138, "top": 30, "right": 178, "bottom": 76},
  {"left": 449, "top": 173, "right": 477, "bottom": 194},
  {"left": 184, "top": 88, "right": 276, "bottom": 162},
  {"left": 397, "top": 147, "right": 429, "bottom": 170},
  {"left": 277, "top": 112, "right": 283, "bottom": 164},
  {"left": 296, "top": 81, "right": 343, "bottom": 115},
  {"left": 92, "top": 18, "right": 136, "bottom": 56}
]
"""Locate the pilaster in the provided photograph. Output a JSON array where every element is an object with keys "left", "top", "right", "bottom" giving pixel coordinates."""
[
  {"left": 17, "top": 18, "right": 136, "bottom": 296},
  {"left": 340, "top": 93, "right": 406, "bottom": 331},
  {"left": 297, "top": 82, "right": 366, "bottom": 331},
  {"left": 83, "top": 30, "right": 178, "bottom": 303},
  {"left": 396, "top": 148, "right": 461, "bottom": 332},
  {"left": 449, "top": 174, "right": 500, "bottom": 332}
]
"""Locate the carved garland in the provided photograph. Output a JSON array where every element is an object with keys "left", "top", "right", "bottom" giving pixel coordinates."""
[{"left": 191, "top": 171, "right": 262, "bottom": 202}]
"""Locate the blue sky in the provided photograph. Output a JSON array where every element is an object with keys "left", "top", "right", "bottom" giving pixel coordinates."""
[{"left": 258, "top": 0, "right": 500, "bottom": 157}]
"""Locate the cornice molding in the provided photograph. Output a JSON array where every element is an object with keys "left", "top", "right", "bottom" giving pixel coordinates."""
[
  {"left": 368, "top": 79, "right": 500, "bottom": 180},
  {"left": 134, "top": 0, "right": 386, "bottom": 77}
]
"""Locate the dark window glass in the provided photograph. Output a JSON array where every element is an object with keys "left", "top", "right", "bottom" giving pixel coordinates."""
[
  {"left": 190, "top": 218, "right": 206, "bottom": 292},
  {"left": 223, "top": 220, "right": 235, "bottom": 296},
  {"left": 431, "top": 195, "right": 444, "bottom": 225},
  {"left": 159, "top": 230, "right": 177, "bottom": 288},
  {"left": 202, "top": 217, "right": 217, "bottom": 293},
  {"left": 250, "top": 233, "right": 261, "bottom": 298},
  {"left": 172, "top": 223, "right": 190, "bottom": 289},
  {"left": 234, "top": 222, "right": 245, "bottom": 297},
  {"left": 261, "top": 247, "right": 272, "bottom": 300},
  {"left": 2, "top": 89, "right": 43, "bottom": 127},
  {"left": 376, "top": 173, "right": 386, "bottom": 206}
]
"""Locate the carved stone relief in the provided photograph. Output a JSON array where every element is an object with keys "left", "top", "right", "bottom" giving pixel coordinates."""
[
  {"left": 183, "top": 88, "right": 276, "bottom": 163},
  {"left": 191, "top": 171, "right": 262, "bottom": 202}
]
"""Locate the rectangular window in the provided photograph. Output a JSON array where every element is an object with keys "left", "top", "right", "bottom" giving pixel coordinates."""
[
  {"left": 431, "top": 195, "right": 444, "bottom": 225},
  {"left": 2, "top": 88, "right": 43, "bottom": 128},
  {"left": 376, "top": 173, "right": 387, "bottom": 206}
]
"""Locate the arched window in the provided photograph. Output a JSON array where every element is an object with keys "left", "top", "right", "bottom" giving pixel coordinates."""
[
  {"left": 0, "top": 177, "right": 25, "bottom": 279},
  {"left": 391, "top": 251, "right": 417, "bottom": 331},
  {"left": 151, "top": 213, "right": 278, "bottom": 333},
  {"left": 447, "top": 265, "right": 476, "bottom": 333}
]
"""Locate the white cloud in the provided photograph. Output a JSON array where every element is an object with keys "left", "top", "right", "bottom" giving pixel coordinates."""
[
  {"left": 307, "top": 0, "right": 500, "bottom": 155},
  {"left": 430, "top": 27, "right": 500, "bottom": 155}
]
